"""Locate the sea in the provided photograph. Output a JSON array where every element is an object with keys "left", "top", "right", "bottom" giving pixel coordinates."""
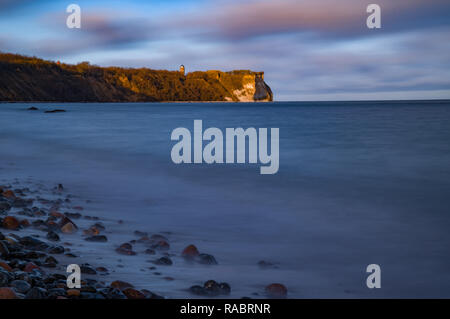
[{"left": 1, "top": 100, "right": 450, "bottom": 298}]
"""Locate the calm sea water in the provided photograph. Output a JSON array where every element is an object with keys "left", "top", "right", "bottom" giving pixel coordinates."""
[{"left": 1, "top": 100, "right": 450, "bottom": 298}]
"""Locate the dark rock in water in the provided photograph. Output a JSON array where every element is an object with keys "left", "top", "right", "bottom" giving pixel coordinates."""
[
  {"left": 19, "top": 236, "right": 47, "bottom": 249},
  {"left": 219, "top": 282, "right": 231, "bottom": 295},
  {"left": 10, "top": 280, "right": 31, "bottom": 293},
  {"left": 96, "top": 267, "right": 108, "bottom": 273},
  {"left": 153, "top": 256, "right": 173, "bottom": 266},
  {"left": 80, "top": 292, "right": 105, "bottom": 299},
  {"left": 151, "top": 240, "right": 170, "bottom": 251},
  {"left": 12, "top": 198, "right": 32, "bottom": 208},
  {"left": 0, "top": 270, "right": 10, "bottom": 286},
  {"left": 47, "top": 288, "right": 66, "bottom": 298},
  {"left": 196, "top": 253, "right": 218, "bottom": 265},
  {"left": 0, "top": 241, "right": 9, "bottom": 257},
  {"left": 101, "top": 287, "right": 127, "bottom": 299},
  {"left": 23, "top": 262, "right": 40, "bottom": 273},
  {"left": 110, "top": 280, "right": 134, "bottom": 291},
  {"left": 150, "top": 234, "right": 169, "bottom": 242},
  {"left": 27, "top": 107, "right": 39, "bottom": 111},
  {"left": 0, "top": 261, "right": 12, "bottom": 272},
  {"left": 45, "top": 256, "right": 58, "bottom": 264},
  {"left": 189, "top": 285, "right": 205, "bottom": 295},
  {"left": 257, "top": 260, "right": 278, "bottom": 269},
  {"left": 0, "top": 202, "right": 11, "bottom": 214},
  {"left": 81, "top": 285, "right": 97, "bottom": 293},
  {"left": 2, "top": 216, "right": 20, "bottom": 230},
  {"left": 48, "top": 246, "right": 65, "bottom": 254},
  {"left": 134, "top": 230, "right": 148, "bottom": 237},
  {"left": 85, "top": 235, "right": 107, "bottom": 242},
  {"left": 141, "top": 289, "right": 164, "bottom": 299},
  {"left": 0, "top": 287, "right": 18, "bottom": 299},
  {"left": 1, "top": 190, "right": 15, "bottom": 198},
  {"left": 83, "top": 226, "right": 100, "bottom": 236},
  {"left": 144, "top": 248, "right": 156, "bottom": 255},
  {"left": 23, "top": 251, "right": 45, "bottom": 259},
  {"left": 46, "top": 231, "right": 60, "bottom": 242},
  {"left": 123, "top": 288, "right": 146, "bottom": 299},
  {"left": 59, "top": 216, "right": 78, "bottom": 234},
  {"left": 92, "top": 222, "right": 105, "bottom": 230},
  {"left": 80, "top": 264, "right": 97, "bottom": 275},
  {"left": 265, "top": 283, "right": 288, "bottom": 298},
  {"left": 44, "top": 109, "right": 66, "bottom": 113},
  {"left": 25, "top": 287, "right": 48, "bottom": 299},
  {"left": 204, "top": 280, "right": 222, "bottom": 296},
  {"left": 115, "top": 243, "right": 136, "bottom": 255},
  {"left": 65, "top": 212, "right": 82, "bottom": 219},
  {"left": 182, "top": 244, "right": 200, "bottom": 259},
  {"left": 119, "top": 243, "right": 132, "bottom": 250},
  {"left": 189, "top": 280, "right": 231, "bottom": 297}
]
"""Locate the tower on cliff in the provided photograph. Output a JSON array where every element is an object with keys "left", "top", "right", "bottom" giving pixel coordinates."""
[{"left": 179, "top": 65, "right": 185, "bottom": 76}]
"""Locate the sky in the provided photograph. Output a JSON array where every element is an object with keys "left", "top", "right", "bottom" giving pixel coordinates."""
[{"left": 0, "top": 0, "right": 449, "bottom": 101}]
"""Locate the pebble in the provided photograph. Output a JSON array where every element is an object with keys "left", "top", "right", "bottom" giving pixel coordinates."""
[
  {"left": 123, "top": 288, "right": 146, "bottom": 299},
  {"left": 10, "top": 280, "right": 31, "bottom": 293},
  {"left": 0, "top": 287, "right": 18, "bottom": 299},
  {"left": 46, "top": 231, "right": 60, "bottom": 242},
  {"left": 196, "top": 253, "right": 218, "bottom": 265},
  {"left": 2, "top": 216, "right": 20, "bottom": 230},
  {"left": 110, "top": 280, "right": 134, "bottom": 291}
]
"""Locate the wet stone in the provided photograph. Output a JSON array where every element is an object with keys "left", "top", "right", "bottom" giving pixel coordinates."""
[
  {"left": 46, "top": 231, "right": 60, "bottom": 242},
  {"left": 84, "top": 235, "right": 108, "bottom": 242},
  {"left": 10, "top": 280, "right": 31, "bottom": 293}
]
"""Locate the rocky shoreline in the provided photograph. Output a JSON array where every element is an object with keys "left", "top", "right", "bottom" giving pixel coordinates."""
[{"left": 0, "top": 181, "right": 287, "bottom": 299}]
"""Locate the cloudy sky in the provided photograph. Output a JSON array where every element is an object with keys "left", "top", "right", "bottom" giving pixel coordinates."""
[{"left": 1, "top": 0, "right": 449, "bottom": 101}]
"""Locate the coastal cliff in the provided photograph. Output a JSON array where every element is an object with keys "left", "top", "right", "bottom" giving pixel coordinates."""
[{"left": 0, "top": 53, "right": 273, "bottom": 102}]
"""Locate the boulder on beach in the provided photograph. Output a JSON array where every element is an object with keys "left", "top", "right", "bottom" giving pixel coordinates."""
[{"left": 27, "top": 107, "right": 39, "bottom": 111}]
